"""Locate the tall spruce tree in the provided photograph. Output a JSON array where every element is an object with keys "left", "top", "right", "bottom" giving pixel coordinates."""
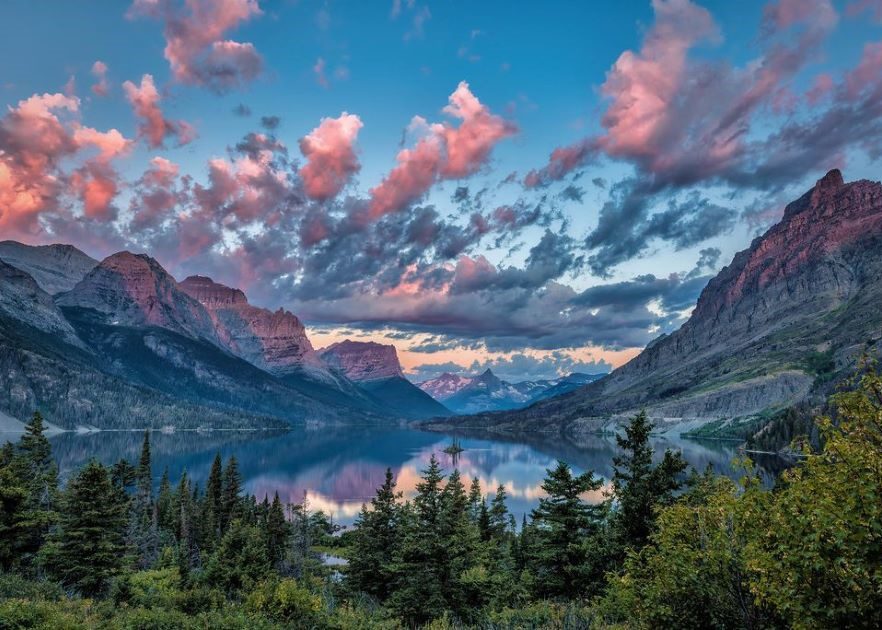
[
  {"left": 265, "top": 492, "right": 288, "bottom": 570},
  {"left": 439, "top": 468, "right": 481, "bottom": 618},
  {"left": 529, "top": 460, "right": 604, "bottom": 599},
  {"left": 348, "top": 468, "right": 400, "bottom": 600},
  {"left": 221, "top": 455, "right": 242, "bottom": 534},
  {"left": 388, "top": 454, "right": 447, "bottom": 625},
  {"left": 0, "top": 442, "right": 27, "bottom": 571},
  {"left": 43, "top": 460, "right": 127, "bottom": 597},
  {"left": 611, "top": 411, "right": 687, "bottom": 553},
  {"left": 128, "top": 431, "right": 158, "bottom": 569},
  {"left": 15, "top": 411, "right": 59, "bottom": 565},
  {"left": 203, "top": 453, "right": 224, "bottom": 547}
]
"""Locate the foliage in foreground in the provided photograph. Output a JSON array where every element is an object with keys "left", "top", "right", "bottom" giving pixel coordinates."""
[{"left": 1, "top": 366, "right": 882, "bottom": 628}]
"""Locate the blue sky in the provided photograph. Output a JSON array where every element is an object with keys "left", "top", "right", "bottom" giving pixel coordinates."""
[{"left": 2, "top": 0, "right": 882, "bottom": 381}]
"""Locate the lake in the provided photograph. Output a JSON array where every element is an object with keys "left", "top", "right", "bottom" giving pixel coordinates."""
[{"left": 7, "top": 426, "right": 786, "bottom": 528}]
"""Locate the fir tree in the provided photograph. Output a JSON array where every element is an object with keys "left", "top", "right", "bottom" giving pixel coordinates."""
[
  {"left": 0, "top": 443, "right": 27, "bottom": 571},
  {"left": 611, "top": 411, "right": 687, "bottom": 553},
  {"left": 348, "top": 468, "right": 401, "bottom": 601},
  {"left": 467, "top": 476, "right": 483, "bottom": 521},
  {"left": 15, "top": 411, "right": 59, "bottom": 565},
  {"left": 221, "top": 455, "right": 242, "bottom": 534},
  {"left": 43, "top": 460, "right": 127, "bottom": 597},
  {"left": 387, "top": 455, "right": 447, "bottom": 625},
  {"left": 202, "top": 453, "right": 223, "bottom": 547},
  {"left": 128, "top": 431, "right": 158, "bottom": 569},
  {"left": 265, "top": 492, "right": 288, "bottom": 570},
  {"left": 529, "top": 460, "right": 604, "bottom": 599}
]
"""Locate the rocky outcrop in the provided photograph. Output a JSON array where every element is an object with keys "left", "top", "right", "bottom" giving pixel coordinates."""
[
  {"left": 179, "top": 275, "right": 324, "bottom": 376},
  {"left": 0, "top": 241, "right": 97, "bottom": 294},
  {"left": 0, "top": 260, "right": 83, "bottom": 348},
  {"left": 318, "top": 340, "right": 404, "bottom": 382},
  {"left": 432, "top": 170, "right": 882, "bottom": 433},
  {"left": 57, "top": 252, "right": 218, "bottom": 344}
]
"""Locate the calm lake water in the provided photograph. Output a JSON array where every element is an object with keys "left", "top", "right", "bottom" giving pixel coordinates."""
[{"left": 6, "top": 426, "right": 785, "bottom": 527}]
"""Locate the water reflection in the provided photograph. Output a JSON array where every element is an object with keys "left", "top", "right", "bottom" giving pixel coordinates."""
[{"left": 27, "top": 426, "right": 783, "bottom": 527}]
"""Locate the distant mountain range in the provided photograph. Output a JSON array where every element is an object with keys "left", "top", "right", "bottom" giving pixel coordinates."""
[
  {"left": 427, "top": 170, "right": 882, "bottom": 439},
  {"left": 419, "top": 369, "right": 604, "bottom": 414},
  {"left": 0, "top": 245, "right": 456, "bottom": 430}
]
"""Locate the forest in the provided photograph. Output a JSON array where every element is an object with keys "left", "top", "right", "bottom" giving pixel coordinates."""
[{"left": 1, "top": 366, "right": 881, "bottom": 629}]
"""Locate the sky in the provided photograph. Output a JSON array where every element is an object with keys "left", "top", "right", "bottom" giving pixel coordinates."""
[{"left": 2, "top": 0, "right": 882, "bottom": 383}]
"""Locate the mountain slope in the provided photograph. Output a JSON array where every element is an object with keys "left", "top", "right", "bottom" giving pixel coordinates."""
[
  {"left": 0, "top": 241, "right": 97, "bottom": 295},
  {"left": 319, "top": 340, "right": 451, "bottom": 419},
  {"left": 429, "top": 170, "right": 882, "bottom": 434},
  {"left": 442, "top": 369, "right": 540, "bottom": 414}
]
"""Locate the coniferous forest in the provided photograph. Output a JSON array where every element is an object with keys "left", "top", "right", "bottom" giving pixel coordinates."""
[{"left": 1, "top": 367, "right": 881, "bottom": 629}]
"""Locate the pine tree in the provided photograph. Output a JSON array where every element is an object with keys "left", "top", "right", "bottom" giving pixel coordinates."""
[
  {"left": 202, "top": 453, "right": 223, "bottom": 548},
  {"left": 387, "top": 455, "right": 447, "bottom": 625},
  {"left": 439, "top": 468, "right": 481, "bottom": 618},
  {"left": 488, "top": 485, "right": 510, "bottom": 540},
  {"left": 221, "top": 455, "right": 242, "bottom": 534},
  {"left": 0, "top": 442, "right": 27, "bottom": 571},
  {"left": 611, "top": 411, "right": 687, "bottom": 553},
  {"left": 43, "top": 460, "right": 127, "bottom": 597},
  {"left": 467, "top": 476, "right": 483, "bottom": 521},
  {"left": 15, "top": 411, "right": 59, "bottom": 565},
  {"left": 156, "top": 467, "right": 174, "bottom": 535},
  {"left": 529, "top": 460, "right": 604, "bottom": 599},
  {"left": 265, "top": 492, "right": 288, "bottom": 569},
  {"left": 128, "top": 431, "right": 158, "bottom": 569},
  {"left": 174, "top": 470, "right": 196, "bottom": 581},
  {"left": 348, "top": 468, "right": 401, "bottom": 600},
  {"left": 202, "top": 520, "right": 270, "bottom": 596}
]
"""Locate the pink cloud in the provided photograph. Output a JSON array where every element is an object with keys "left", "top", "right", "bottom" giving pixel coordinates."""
[
  {"left": 846, "top": 0, "right": 882, "bottom": 21},
  {"left": 299, "top": 112, "right": 363, "bottom": 201},
  {"left": 91, "top": 61, "right": 110, "bottom": 97},
  {"left": 845, "top": 41, "right": 882, "bottom": 98},
  {"left": 128, "top": 0, "right": 263, "bottom": 93},
  {"left": 0, "top": 93, "right": 130, "bottom": 238},
  {"left": 123, "top": 74, "right": 196, "bottom": 148},
  {"left": 368, "top": 82, "right": 515, "bottom": 218},
  {"left": 806, "top": 73, "right": 834, "bottom": 104}
]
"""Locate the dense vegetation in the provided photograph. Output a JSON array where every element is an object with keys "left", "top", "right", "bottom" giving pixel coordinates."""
[{"left": 1, "top": 366, "right": 882, "bottom": 628}]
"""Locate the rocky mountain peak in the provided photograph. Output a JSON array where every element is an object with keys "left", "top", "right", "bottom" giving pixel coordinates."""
[
  {"left": 56, "top": 251, "right": 218, "bottom": 343},
  {"left": 178, "top": 275, "right": 321, "bottom": 376},
  {"left": 0, "top": 240, "right": 98, "bottom": 295},
  {"left": 318, "top": 340, "right": 404, "bottom": 382},
  {"left": 179, "top": 276, "right": 248, "bottom": 307}
]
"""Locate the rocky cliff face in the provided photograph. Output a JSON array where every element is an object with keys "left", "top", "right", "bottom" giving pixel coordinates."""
[
  {"left": 179, "top": 275, "right": 324, "bottom": 375},
  {"left": 432, "top": 170, "right": 882, "bottom": 433},
  {"left": 0, "top": 241, "right": 97, "bottom": 294},
  {"left": 318, "top": 340, "right": 404, "bottom": 382},
  {"left": 56, "top": 252, "right": 218, "bottom": 345},
  {"left": 0, "top": 260, "right": 83, "bottom": 348}
]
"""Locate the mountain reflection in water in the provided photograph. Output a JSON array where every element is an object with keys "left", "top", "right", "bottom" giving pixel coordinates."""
[{"left": 39, "top": 426, "right": 784, "bottom": 527}]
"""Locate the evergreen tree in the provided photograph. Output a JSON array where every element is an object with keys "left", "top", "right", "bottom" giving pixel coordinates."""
[
  {"left": 467, "top": 476, "right": 483, "bottom": 521},
  {"left": 348, "top": 468, "right": 401, "bottom": 600},
  {"left": 43, "top": 460, "right": 127, "bottom": 597},
  {"left": 529, "top": 460, "right": 604, "bottom": 599},
  {"left": 128, "top": 431, "right": 158, "bottom": 569},
  {"left": 0, "top": 442, "right": 27, "bottom": 571},
  {"left": 439, "top": 469, "right": 481, "bottom": 618},
  {"left": 388, "top": 455, "right": 447, "bottom": 624},
  {"left": 174, "top": 470, "right": 197, "bottom": 581},
  {"left": 221, "top": 455, "right": 242, "bottom": 534},
  {"left": 156, "top": 467, "right": 174, "bottom": 535},
  {"left": 202, "top": 520, "right": 270, "bottom": 596},
  {"left": 202, "top": 453, "right": 223, "bottom": 547},
  {"left": 488, "top": 485, "right": 510, "bottom": 541},
  {"left": 265, "top": 492, "right": 288, "bottom": 570},
  {"left": 15, "top": 411, "right": 59, "bottom": 565},
  {"left": 611, "top": 411, "right": 687, "bottom": 553}
]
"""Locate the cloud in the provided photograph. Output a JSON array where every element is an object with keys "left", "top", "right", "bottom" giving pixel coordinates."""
[
  {"left": 298, "top": 113, "right": 363, "bottom": 201},
  {"left": 0, "top": 92, "right": 129, "bottom": 239},
  {"left": 90, "top": 61, "right": 110, "bottom": 97},
  {"left": 313, "top": 57, "right": 329, "bottom": 88},
  {"left": 123, "top": 74, "right": 196, "bottom": 148},
  {"left": 128, "top": 0, "right": 263, "bottom": 93},
  {"left": 368, "top": 81, "right": 515, "bottom": 219}
]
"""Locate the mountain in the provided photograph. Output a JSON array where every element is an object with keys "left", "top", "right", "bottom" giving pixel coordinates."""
[
  {"left": 526, "top": 372, "right": 607, "bottom": 404},
  {"left": 0, "top": 248, "right": 399, "bottom": 429},
  {"left": 178, "top": 275, "right": 327, "bottom": 377},
  {"left": 439, "top": 369, "right": 541, "bottom": 414},
  {"left": 419, "top": 372, "right": 474, "bottom": 400},
  {"left": 0, "top": 241, "right": 97, "bottom": 294},
  {"left": 319, "top": 340, "right": 451, "bottom": 419},
  {"left": 427, "top": 170, "right": 882, "bottom": 436}
]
